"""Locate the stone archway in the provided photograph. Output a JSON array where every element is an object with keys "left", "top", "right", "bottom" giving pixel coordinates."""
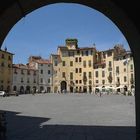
[
  {"left": 61, "top": 81, "right": 67, "bottom": 93},
  {"left": 26, "top": 86, "right": 30, "bottom": 94},
  {"left": 0, "top": 0, "right": 140, "bottom": 138},
  {"left": 13, "top": 86, "right": 17, "bottom": 91},
  {"left": 20, "top": 86, "right": 24, "bottom": 94}
]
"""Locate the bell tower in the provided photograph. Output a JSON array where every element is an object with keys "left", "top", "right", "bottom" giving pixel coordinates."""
[{"left": 65, "top": 38, "right": 78, "bottom": 50}]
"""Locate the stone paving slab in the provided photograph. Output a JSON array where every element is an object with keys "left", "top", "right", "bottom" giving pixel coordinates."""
[{"left": 0, "top": 93, "right": 136, "bottom": 140}]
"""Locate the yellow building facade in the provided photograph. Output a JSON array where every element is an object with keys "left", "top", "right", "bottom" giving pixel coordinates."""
[
  {"left": 0, "top": 49, "right": 13, "bottom": 92},
  {"left": 51, "top": 39, "right": 134, "bottom": 94}
]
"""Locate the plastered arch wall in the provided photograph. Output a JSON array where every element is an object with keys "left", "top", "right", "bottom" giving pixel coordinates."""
[{"left": 0, "top": 0, "right": 140, "bottom": 139}]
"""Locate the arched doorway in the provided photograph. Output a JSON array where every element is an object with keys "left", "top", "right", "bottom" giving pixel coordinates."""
[
  {"left": 70, "top": 86, "right": 73, "bottom": 93},
  {"left": 26, "top": 86, "right": 30, "bottom": 94},
  {"left": 0, "top": 85, "right": 4, "bottom": 91},
  {"left": 20, "top": 86, "right": 24, "bottom": 94},
  {"left": 40, "top": 86, "right": 44, "bottom": 92},
  {"left": 0, "top": 0, "right": 140, "bottom": 138},
  {"left": 61, "top": 81, "right": 67, "bottom": 93},
  {"left": 7, "top": 86, "right": 10, "bottom": 93},
  {"left": 13, "top": 86, "right": 17, "bottom": 91},
  {"left": 33, "top": 86, "right": 36, "bottom": 93},
  {"left": 83, "top": 86, "right": 87, "bottom": 93}
]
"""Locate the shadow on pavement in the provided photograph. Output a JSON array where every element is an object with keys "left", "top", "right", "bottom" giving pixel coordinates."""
[{"left": 0, "top": 110, "right": 136, "bottom": 140}]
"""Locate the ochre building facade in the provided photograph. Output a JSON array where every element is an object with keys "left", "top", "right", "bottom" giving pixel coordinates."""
[{"left": 51, "top": 39, "right": 134, "bottom": 94}]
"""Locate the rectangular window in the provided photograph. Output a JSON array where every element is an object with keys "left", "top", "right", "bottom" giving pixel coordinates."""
[
  {"left": 55, "top": 61, "right": 57, "bottom": 66},
  {"left": 62, "top": 72, "right": 65, "bottom": 78},
  {"left": 124, "top": 76, "right": 127, "bottom": 82},
  {"left": 70, "top": 72, "right": 73, "bottom": 80},
  {"left": 77, "top": 50, "right": 80, "bottom": 55},
  {"left": 89, "top": 80, "right": 92, "bottom": 85},
  {"left": 75, "top": 57, "right": 78, "bottom": 62},
  {"left": 8, "top": 56, "right": 11, "bottom": 60},
  {"left": 88, "top": 60, "right": 91, "bottom": 67},
  {"left": 116, "top": 66, "right": 119, "bottom": 74},
  {"left": 75, "top": 68, "right": 78, "bottom": 73},
  {"left": 124, "top": 68, "right": 126, "bottom": 72},
  {"left": 95, "top": 71, "right": 98, "bottom": 77},
  {"left": 62, "top": 61, "right": 65, "bottom": 66},
  {"left": 102, "top": 80, "right": 105, "bottom": 84},
  {"left": 21, "top": 78, "right": 24, "bottom": 83},
  {"left": 79, "top": 80, "right": 82, "bottom": 84},
  {"left": 131, "top": 73, "right": 134, "bottom": 79},
  {"left": 79, "top": 68, "right": 82, "bottom": 73},
  {"left": 76, "top": 80, "right": 78, "bottom": 84},
  {"left": 70, "top": 61, "right": 73, "bottom": 66},
  {"left": 1, "top": 54, "right": 4, "bottom": 59},
  {"left": 1, "top": 62, "right": 4, "bottom": 67},
  {"left": 83, "top": 61, "right": 86, "bottom": 67},
  {"left": 96, "top": 80, "right": 98, "bottom": 83},
  {"left": 34, "top": 79, "right": 36, "bottom": 83},
  {"left": 40, "top": 78, "right": 43, "bottom": 83},
  {"left": 89, "top": 72, "right": 92, "bottom": 79},
  {"left": 109, "top": 61, "right": 112, "bottom": 67},
  {"left": 131, "top": 64, "right": 133, "bottom": 70},
  {"left": 41, "top": 70, "right": 43, "bottom": 74},
  {"left": 27, "top": 78, "right": 30, "bottom": 83},
  {"left": 117, "top": 77, "right": 120, "bottom": 83},
  {"left": 79, "top": 57, "right": 82, "bottom": 62},
  {"left": 48, "top": 70, "right": 50, "bottom": 74},
  {"left": 48, "top": 79, "right": 50, "bottom": 83},
  {"left": 109, "top": 72, "right": 112, "bottom": 77},
  {"left": 83, "top": 72, "right": 86, "bottom": 76},
  {"left": 102, "top": 71, "right": 105, "bottom": 77}
]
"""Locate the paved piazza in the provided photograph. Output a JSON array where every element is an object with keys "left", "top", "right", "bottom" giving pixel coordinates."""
[{"left": 0, "top": 93, "right": 136, "bottom": 140}]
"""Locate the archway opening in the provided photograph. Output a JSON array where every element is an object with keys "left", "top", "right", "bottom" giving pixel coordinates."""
[{"left": 61, "top": 81, "right": 67, "bottom": 93}]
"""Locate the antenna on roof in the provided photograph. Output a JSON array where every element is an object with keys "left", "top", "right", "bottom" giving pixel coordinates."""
[{"left": 4, "top": 46, "right": 7, "bottom": 52}]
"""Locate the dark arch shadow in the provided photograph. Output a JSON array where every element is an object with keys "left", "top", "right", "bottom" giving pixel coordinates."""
[{"left": 0, "top": 110, "right": 135, "bottom": 140}]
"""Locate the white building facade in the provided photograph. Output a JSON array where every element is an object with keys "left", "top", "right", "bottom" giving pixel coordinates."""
[
  {"left": 29, "top": 56, "right": 53, "bottom": 93},
  {"left": 12, "top": 64, "right": 38, "bottom": 94}
]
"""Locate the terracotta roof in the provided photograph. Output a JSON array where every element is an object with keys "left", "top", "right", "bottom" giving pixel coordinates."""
[
  {"left": 34, "top": 59, "right": 51, "bottom": 64},
  {"left": 13, "top": 64, "right": 37, "bottom": 70}
]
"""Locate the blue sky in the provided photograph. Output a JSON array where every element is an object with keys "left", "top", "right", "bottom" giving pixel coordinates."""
[{"left": 1, "top": 3, "right": 130, "bottom": 64}]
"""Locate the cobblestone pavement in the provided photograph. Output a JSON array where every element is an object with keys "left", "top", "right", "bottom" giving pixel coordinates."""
[{"left": 0, "top": 93, "right": 136, "bottom": 140}]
